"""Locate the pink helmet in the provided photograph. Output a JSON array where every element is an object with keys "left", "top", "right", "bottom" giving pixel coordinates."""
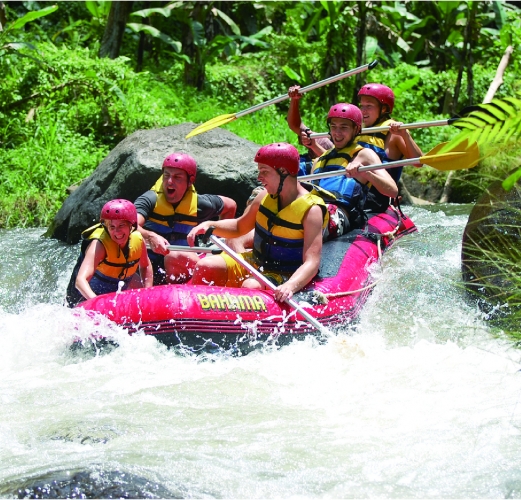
[
  {"left": 100, "top": 199, "right": 137, "bottom": 226},
  {"left": 358, "top": 83, "right": 395, "bottom": 113},
  {"left": 327, "top": 103, "right": 363, "bottom": 129},
  {"left": 162, "top": 153, "right": 197, "bottom": 184},
  {"left": 255, "top": 142, "right": 300, "bottom": 176}
]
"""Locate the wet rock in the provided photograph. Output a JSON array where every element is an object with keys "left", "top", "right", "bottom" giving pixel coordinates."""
[
  {"left": 461, "top": 173, "right": 521, "bottom": 308},
  {"left": 46, "top": 123, "right": 260, "bottom": 244},
  {"left": 12, "top": 469, "right": 181, "bottom": 499}
]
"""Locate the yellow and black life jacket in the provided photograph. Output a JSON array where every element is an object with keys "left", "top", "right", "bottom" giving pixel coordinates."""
[
  {"left": 253, "top": 192, "right": 328, "bottom": 273},
  {"left": 357, "top": 118, "right": 404, "bottom": 183},
  {"left": 143, "top": 177, "right": 200, "bottom": 245},
  {"left": 357, "top": 118, "right": 393, "bottom": 163},
  {"left": 65, "top": 225, "right": 142, "bottom": 307}
]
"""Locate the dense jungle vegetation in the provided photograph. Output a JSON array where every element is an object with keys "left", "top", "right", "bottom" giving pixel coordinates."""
[{"left": 1, "top": 0, "right": 521, "bottom": 228}]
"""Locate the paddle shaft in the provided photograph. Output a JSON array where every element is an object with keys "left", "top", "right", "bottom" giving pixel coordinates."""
[
  {"left": 147, "top": 244, "right": 222, "bottom": 254},
  {"left": 310, "top": 118, "right": 459, "bottom": 139},
  {"left": 300, "top": 157, "right": 422, "bottom": 182},
  {"left": 300, "top": 149, "right": 469, "bottom": 181},
  {"left": 207, "top": 234, "right": 324, "bottom": 331},
  {"left": 235, "top": 60, "right": 378, "bottom": 119}
]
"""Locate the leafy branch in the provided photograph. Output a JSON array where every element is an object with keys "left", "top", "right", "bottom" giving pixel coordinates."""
[{"left": 442, "top": 97, "right": 521, "bottom": 189}]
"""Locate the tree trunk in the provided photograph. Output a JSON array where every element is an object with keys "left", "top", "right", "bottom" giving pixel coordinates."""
[
  {"left": 439, "top": 44, "right": 513, "bottom": 203},
  {"left": 353, "top": 2, "right": 367, "bottom": 103},
  {"left": 99, "top": 1, "right": 133, "bottom": 59},
  {"left": 441, "top": 3, "right": 475, "bottom": 203},
  {"left": 483, "top": 46, "right": 514, "bottom": 103},
  {"left": 0, "top": 2, "right": 6, "bottom": 31}
]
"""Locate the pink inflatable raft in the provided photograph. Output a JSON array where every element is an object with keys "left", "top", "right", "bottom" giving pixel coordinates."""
[{"left": 76, "top": 207, "right": 417, "bottom": 353}]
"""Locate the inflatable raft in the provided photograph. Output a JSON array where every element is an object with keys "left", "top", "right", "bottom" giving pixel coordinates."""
[{"left": 76, "top": 207, "right": 417, "bottom": 353}]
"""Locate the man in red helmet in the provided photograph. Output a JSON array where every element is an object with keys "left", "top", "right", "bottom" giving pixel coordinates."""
[
  {"left": 134, "top": 152, "right": 237, "bottom": 284},
  {"left": 65, "top": 199, "right": 153, "bottom": 307},
  {"left": 357, "top": 83, "right": 423, "bottom": 212},
  {"left": 287, "top": 85, "right": 334, "bottom": 175},
  {"left": 311, "top": 103, "right": 398, "bottom": 234},
  {"left": 186, "top": 143, "right": 328, "bottom": 303}
]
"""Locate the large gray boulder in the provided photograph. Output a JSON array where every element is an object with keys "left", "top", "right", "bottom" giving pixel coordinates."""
[
  {"left": 46, "top": 123, "right": 261, "bottom": 244},
  {"left": 461, "top": 172, "right": 521, "bottom": 305}
]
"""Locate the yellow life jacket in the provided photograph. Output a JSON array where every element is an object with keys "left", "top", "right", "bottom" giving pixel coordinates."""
[
  {"left": 356, "top": 118, "right": 393, "bottom": 163},
  {"left": 81, "top": 225, "right": 143, "bottom": 280},
  {"left": 253, "top": 192, "right": 328, "bottom": 273},
  {"left": 357, "top": 118, "right": 402, "bottom": 207},
  {"left": 144, "top": 177, "right": 199, "bottom": 245}
]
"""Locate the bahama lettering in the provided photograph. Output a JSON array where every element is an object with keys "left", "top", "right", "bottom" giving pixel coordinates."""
[{"left": 197, "top": 293, "right": 268, "bottom": 312}]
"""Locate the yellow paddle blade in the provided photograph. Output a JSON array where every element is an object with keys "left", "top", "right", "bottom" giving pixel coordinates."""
[
  {"left": 185, "top": 114, "right": 237, "bottom": 139},
  {"left": 422, "top": 139, "right": 480, "bottom": 171},
  {"left": 195, "top": 112, "right": 236, "bottom": 127}
]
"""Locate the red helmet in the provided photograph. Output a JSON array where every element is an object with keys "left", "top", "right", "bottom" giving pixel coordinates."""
[
  {"left": 255, "top": 142, "right": 300, "bottom": 176},
  {"left": 100, "top": 199, "right": 137, "bottom": 226},
  {"left": 358, "top": 83, "right": 395, "bottom": 113},
  {"left": 162, "top": 153, "right": 197, "bottom": 184},
  {"left": 327, "top": 103, "right": 363, "bottom": 129}
]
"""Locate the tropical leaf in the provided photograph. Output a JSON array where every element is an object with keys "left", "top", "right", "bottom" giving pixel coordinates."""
[
  {"left": 130, "top": 7, "right": 174, "bottom": 19},
  {"left": 503, "top": 168, "right": 521, "bottom": 191},
  {"left": 126, "top": 23, "right": 182, "bottom": 52},
  {"left": 2, "top": 42, "right": 37, "bottom": 51},
  {"left": 282, "top": 65, "right": 301, "bottom": 82},
  {"left": 98, "top": 77, "right": 127, "bottom": 106},
  {"left": 212, "top": 8, "right": 241, "bottom": 36},
  {"left": 440, "top": 97, "right": 521, "bottom": 191},
  {"left": 84, "top": 1, "right": 110, "bottom": 21},
  {"left": 6, "top": 4, "right": 58, "bottom": 32},
  {"left": 441, "top": 98, "right": 521, "bottom": 153}
]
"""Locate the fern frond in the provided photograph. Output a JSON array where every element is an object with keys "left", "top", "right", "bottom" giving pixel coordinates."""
[{"left": 449, "top": 98, "right": 521, "bottom": 149}]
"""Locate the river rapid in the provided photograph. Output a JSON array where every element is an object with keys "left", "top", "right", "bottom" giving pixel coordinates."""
[{"left": 1, "top": 206, "right": 521, "bottom": 499}]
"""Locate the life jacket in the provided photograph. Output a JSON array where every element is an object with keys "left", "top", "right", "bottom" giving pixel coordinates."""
[
  {"left": 84, "top": 225, "right": 142, "bottom": 280},
  {"left": 311, "top": 144, "right": 368, "bottom": 228},
  {"left": 65, "top": 224, "right": 142, "bottom": 307},
  {"left": 298, "top": 153, "right": 314, "bottom": 177},
  {"left": 253, "top": 192, "right": 328, "bottom": 273},
  {"left": 143, "top": 177, "right": 200, "bottom": 246},
  {"left": 357, "top": 118, "right": 403, "bottom": 183}
]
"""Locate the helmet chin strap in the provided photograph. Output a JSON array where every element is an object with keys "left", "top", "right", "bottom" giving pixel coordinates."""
[{"left": 275, "top": 171, "right": 288, "bottom": 197}]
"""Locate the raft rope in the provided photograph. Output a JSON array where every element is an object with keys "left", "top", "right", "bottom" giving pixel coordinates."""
[{"left": 312, "top": 203, "right": 405, "bottom": 304}]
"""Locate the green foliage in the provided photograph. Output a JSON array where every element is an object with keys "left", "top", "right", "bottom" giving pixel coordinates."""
[
  {"left": 0, "top": 112, "right": 108, "bottom": 228},
  {"left": 1, "top": 1, "right": 521, "bottom": 229}
]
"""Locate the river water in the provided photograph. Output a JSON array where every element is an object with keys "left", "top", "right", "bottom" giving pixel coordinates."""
[{"left": 1, "top": 206, "right": 521, "bottom": 499}]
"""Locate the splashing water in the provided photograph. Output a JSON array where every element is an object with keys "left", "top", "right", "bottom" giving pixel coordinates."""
[{"left": 1, "top": 209, "right": 521, "bottom": 498}]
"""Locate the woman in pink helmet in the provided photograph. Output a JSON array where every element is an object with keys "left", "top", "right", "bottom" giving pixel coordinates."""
[
  {"left": 65, "top": 199, "right": 153, "bottom": 307},
  {"left": 186, "top": 143, "right": 328, "bottom": 303}
]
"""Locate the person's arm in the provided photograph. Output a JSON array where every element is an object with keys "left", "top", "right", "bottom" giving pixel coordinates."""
[
  {"left": 287, "top": 85, "right": 303, "bottom": 135},
  {"left": 134, "top": 191, "right": 171, "bottom": 256},
  {"left": 139, "top": 240, "right": 154, "bottom": 288},
  {"left": 347, "top": 148, "right": 398, "bottom": 198},
  {"left": 187, "top": 191, "right": 263, "bottom": 246},
  {"left": 75, "top": 240, "right": 106, "bottom": 300},
  {"left": 304, "top": 127, "right": 329, "bottom": 158},
  {"left": 273, "top": 203, "right": 324, "bottom": 302},
  {"left": 288, "top": 85, "right": 329, "bottom": 159},
  {"left": 218, "top": 196, "right": 237, "bottom": 220},
  {"left": 388, "top": 121, "right": 423, "bottom": 164},
  {"left": 136, "top": 214, "right": 170, "bottom": 256}
]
